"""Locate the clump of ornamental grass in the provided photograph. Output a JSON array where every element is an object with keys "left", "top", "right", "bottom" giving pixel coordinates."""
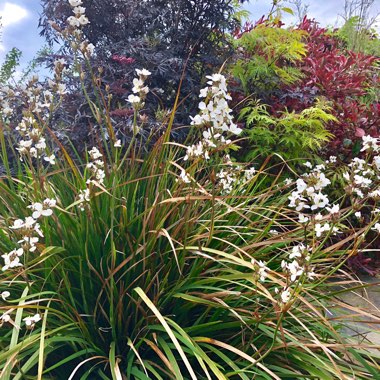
[{"left": 0, "top": 2, "right": 380, "bottom": 379}]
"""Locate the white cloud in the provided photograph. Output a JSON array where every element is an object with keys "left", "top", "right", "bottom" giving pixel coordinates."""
[{"left": 0, "top": 2, "right": 29, "bottom": 28}]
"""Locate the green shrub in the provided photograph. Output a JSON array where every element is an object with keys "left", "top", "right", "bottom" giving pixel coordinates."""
[
  {"left": 239, "top": 99, "right": 335, "bottom": 161},
  {"left": 231, "top": 20, "right": 307, "bottom": 99}
]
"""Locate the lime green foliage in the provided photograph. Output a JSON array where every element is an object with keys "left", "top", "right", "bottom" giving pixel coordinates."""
[
  {"left": 230, "top": 0, "right": 250, "bottom": 23},
  {"left": 232, "top": 23, "right": 307, "bottom": 95},
  {"left": 338, "top": 16, "right": 380, "bottom": 56},
  {"left": 0, "top": 48, "right": 22, "bottom": 84},
  {"left": 240, "top": 99, "right": 336, "bottom": 160}
]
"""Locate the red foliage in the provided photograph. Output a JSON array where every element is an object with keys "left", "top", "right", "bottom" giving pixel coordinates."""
[
  {"left": 272, "top": 18, "right": 380, "bottom": 159},
  {"left": 111, "top": 55, "right": 136, "bottom": 65}
]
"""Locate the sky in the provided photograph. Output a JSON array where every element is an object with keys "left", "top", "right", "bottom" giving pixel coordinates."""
[{"left": 0, "top": 0, "right": 379, "bottom": 72}]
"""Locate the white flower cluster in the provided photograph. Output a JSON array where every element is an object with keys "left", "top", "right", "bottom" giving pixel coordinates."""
[
  {"left": 184, "top": 128, "right": 232, "bottom": 161},
  {"left": 1, "top": 79, "right": 47, "bottom": 119},
  {"left": 0, "top": 73, "right": 58, "bottom": 123},
  {"left": 15, "top": 116, "right": 55, "bottom": 164},
  {"left": 77, "top": 147, "right": 105, "bottom": 210},
  {"left": 2, "top": 199, "right": 56, "bottom": 271},
  {"left": 343, "top": 136, "right": 380, "bottom": 201},
  {"left": 216, "top": 167, "right": 237, "bottom": 194},
  {"left": 77, "top": 188, "right": 91, "bottom": 212},
  {"left": 190, "top": 74, "right": 242, "bottom": 135},
  {"left": 251, "top": 259, "right": 268, "bottom": 282},
  {"left": 288, "top": 161, "right": 342, "bottom": 238},
  {"left": 1, "top": 75, "right": 60, "bottom": 164},
  {"left": 0, "top": 311, "right": 12, "bottom": 327},
  {"left": 184, "top": 74, "right": 241, "bottom": 163},
  {"left": 66, "top": 0, "right": 95, "bottom": 58},
  {"left": 67, "top": 0, "right": 90, "bottom": 28},
  {"left": 178, "top": 155, "right": 255, "bottom": 188},
  {"left": 277, "top": 244, "right": 315, "bottom": 304},
  {"left": 127, "top": 69, "right": 151, "bottom": 110},
  {"left": 86, "top": 147, "right": 105, "bottom": 185},
  {"left": 1, "top": 309, "right": 41, "bottom": 329}
]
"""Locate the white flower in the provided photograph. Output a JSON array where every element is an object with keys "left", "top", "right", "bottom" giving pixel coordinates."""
[
  {"left": 354, "top": 211, "right": 362, "bottom": 219},
  {"left": 136, "top": 68, "right": 151, "bottom": 77},
  {"left": 252, "top": 259, "right": 268, "bottom": 282},
  {"left": 28, "top": 199, "right": 56, "bottom": 219},
  {"left": 314, "top": 173, "right": 330, "bottom": 190},
  {"left": 311, "top": 192, "right": 329, "bottom": 210},
  {"left": 18, "top": 236, "right": 39, "bottom": 252},
  {"left": 69, "top": 0, "right": 83, "bottom": 6},
  {"left": 23, "top": 313, "right": 41, "bottom": 328},
  {"left": 361, "top": 135, "right": 379, "bottom": 152},
  {"left": 287, "top": 260, "right": 304, "bottom": 282},
  {"left": 2, "top": 248, "right": 24, "bottom": 271},
  {"left": 229, "top": 123, "right": 242, "bottom": 135},
  {"left": 44, "top": 154, "right": 56, "bottom": 165},
  {"left": 127, "top": 94, "right": 141, "bottom": 106},
  {"left": 44, "top": 199, "right": 57, "bottom": 208},
  {"left": 33, "top": 223, "right": 44, "bottom": 238},
  {"left": 1, "top": 291, "right": 10, "bottom": 301},
  {"left": 298, "top": 214, "right": 309, "bottom": 224},
  {"left": 257, "top": 260, "right": 268, "bottom": 282},
  {"left": 281, "top": 288, "right": 291, "bottom": 303},
  {"left": 0, "top": 312, "right": 11, "bottom": 324},
  {"left": 369, "top": 189, "right": 380, "bottom": 199},
  {"left": 25, "top": 217, "right": 37, "bottom": 229},
  {"left": 178, "top": 170, "right": 191, "bottom": 184},
  {"left": 89, "top": 147, "right": 102, "bottom": 160},
  {"left": 315, "top": 223, "right": 330, "bottom": 238},
  {"left": 206, "top": 73, "right": 225, "bottom": 83},
  {"left": 354, "top": 174, "right": 372, "bottom": 187},
  {"left": 57, "top": 83, "right": 67, "bottom": 95},
  {"left": 67, "top": 15, "right": 80, "bottom": 27},
  {"left": 73, "top": 6, "right": 86, "bottom": 15},
  {"left": 372, "top": 223, "right": 380, "bottom": 233},
  {"left": 296, "top": 179, "right": 307, "bottom": 193},
  {"left": 30, "top": 203, "right": 51, "bottom": 219},
  {"left": 244, "top": 167, "right": 256, "bottom": 181},
  {"left": 199, "top": 87, "right": 208, "bottom": 98},
  {"left": 10, "top": 219, "right": 26, "bottom": 230},
  {"left": 326, "top": 204, "right": 340, "bottom": 215},
  {"left": 342, "top": 172, "right": 350, "bottom": 181},
  {"left": 289, "top": 244, "right": 308, "bottom": 259},
  {"left": 114, "top": 139, "right": 122, "bottom": 148},
  {"left": 1, "top": 102, "right": 12, "bottom": 116},
  {"left": 77, "top": 15, "right": 90, "bottom": 25},
  {"left": 79, "top": 188, "right": 90, "bottom": 202},
  {"left": 353, "top": 188, "right": 364, "bottom": 198}
]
